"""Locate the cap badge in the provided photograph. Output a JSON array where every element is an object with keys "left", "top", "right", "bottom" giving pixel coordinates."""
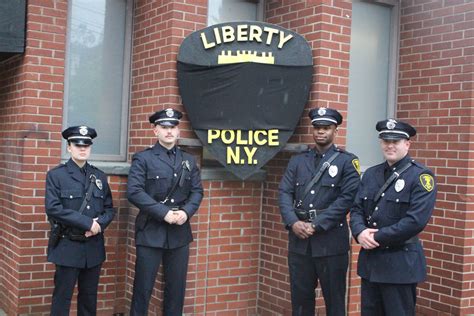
[
  {"left": 95, "top": 178, "right": 103, "bottom": 190},
  {"left": 318, "top": 108, "right": 327, "bottom": 116},
  {"left": 79, "top": 126, "right": 88, "bottom": 136},
  {"left": 328, "top": 165, "right": 338, "bottom": 178},
  {"left": 395, "top": 179, "right": 405, "bottom": 192},
  {"left": 387, "top": 119, "right": 397, "bottom": 130},
  {"left": 166, "top": 109, "right": 174, "bottom": 117}
]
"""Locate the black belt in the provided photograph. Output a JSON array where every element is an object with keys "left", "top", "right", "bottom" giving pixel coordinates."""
[
  {"left": 295, "top": 209, "right": 321, "bottom": 222},
  {"left": 62, "top": 233, "right": 89, "bottom": 242},
  {"left": 382, "top": 236, "right": 419, "bottom": 249}
]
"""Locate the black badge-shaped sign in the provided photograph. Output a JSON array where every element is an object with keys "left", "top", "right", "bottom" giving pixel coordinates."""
[{"left": 177, "top": 22, "right": 313, "bottom": 180}]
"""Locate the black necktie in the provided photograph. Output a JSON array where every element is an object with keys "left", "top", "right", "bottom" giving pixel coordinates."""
[
  {"left": 384, "top": 164, "right": 391, "bottom": 181},
  {"left": 80, "top": 166, "right": 87, "bottom": 185},
  {"left": 167, "top": 150, "right": 175, "bottom": 164},
  {"left": 314, "top": 152, "right": 321, "bottom": 169}
]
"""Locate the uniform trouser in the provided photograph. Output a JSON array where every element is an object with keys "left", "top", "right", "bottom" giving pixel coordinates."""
[
  {"left": 361, "top": 278, "right": 417, "bottom": 316},
  {"left": 50, "top": 263, "right": 102, "bottom": 316},
  {"left": 288, "top": 251, "right": 348, "bottom": 316},
  {"left": 130, "top": 244, "right": 189, "bottom": 316}
]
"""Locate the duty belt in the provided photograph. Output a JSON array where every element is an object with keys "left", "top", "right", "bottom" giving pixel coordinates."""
[
  {"left": 295, "top": 209, "right": 321, "bottom": 222},
  {"left": 382, "top": 235, "right": 419, "bottom": 249},
  {"left": 62, "top": 232, "right": 89, "bottom": 242}
]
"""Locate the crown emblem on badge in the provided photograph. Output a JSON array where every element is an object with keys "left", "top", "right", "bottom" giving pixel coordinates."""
[
  {"left": 387, "top": 119, "right": 397, "bottom": 130},
  {"left": 79, "top": 126, "right": 88, "bottom": 136},
  {"left": 318, "top": 108, "right": 327, "bottom": 116},
  {"left": 165, "top": 109, "right": 174, "bottom": 117}
]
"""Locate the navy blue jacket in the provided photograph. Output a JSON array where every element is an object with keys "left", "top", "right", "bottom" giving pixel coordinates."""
[
  {"left": 45, "top": 159, "right": 116, "bottom": 268},
  {"left": 127, "top": 143, "right": 203, "bottom": 249},
  {"left": 350, "top": 155, "right": 437, "bottom": 283},
  {"left": 279, "top": 145, "right": 360, "bottom": 257}
]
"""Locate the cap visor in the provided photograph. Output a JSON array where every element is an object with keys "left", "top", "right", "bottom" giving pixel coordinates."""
[
  {"left": 379, "top": 133, "right": 408, "bottom": 140},
  {"left": 312, "top": 121, "right": 334, "bottom": 126},
  {"left": 158, "top": 121, "right": 178, "bottom": 126},
  {"left": 70, "top": 139, "right": 93, "bottom": 145}
]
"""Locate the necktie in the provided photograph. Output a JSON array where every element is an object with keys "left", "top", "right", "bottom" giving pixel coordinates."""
[
  {"left": 314, "top": 152, "right": 321, "bottom": 169},
  {"left": 167, "top": 150, "right": 175, "bottom": 164}
]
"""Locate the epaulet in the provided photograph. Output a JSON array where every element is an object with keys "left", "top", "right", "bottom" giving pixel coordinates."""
[
  {"left": 89, "top": 164, "right": 99, "bottom": 170},
  {"left": 410, "top": 159, "right": 427, "bottom": 170},
  {"left": 335, "top": 147, "right": 352, "bottom": 156},
  {"left": 50, "top": 163, "right": 66, "bottom": 171}
]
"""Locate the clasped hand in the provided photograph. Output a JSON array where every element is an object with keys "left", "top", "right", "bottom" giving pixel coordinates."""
[
  {"left": 85, "top": 218, "right": 101, "bottom": 238},
  {"left": 164, "top": 210, "right": 188, "bottom": 225},
  {"left": 357, "top": 228, "right": 379, "bottom": 249},
  {"left": 292, "top": 221, "right": 315, "bottom": 239}
]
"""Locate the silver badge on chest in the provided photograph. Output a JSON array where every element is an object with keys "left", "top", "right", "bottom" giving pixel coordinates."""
[
  {"left": 95, "top": 178, "right": 103, "bottom": 190},
  {"left": 395, "top": 179, "right": 405, "bottom": 192},
  {"left": 328, "top": 165, "right": 338, "bottom": 178}
]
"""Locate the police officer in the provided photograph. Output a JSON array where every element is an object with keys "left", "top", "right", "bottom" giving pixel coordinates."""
[
  {"left": 45, "top": 126, "right": 116, "bottom": 316},
  {"left": 350, "top": 119, "right": 437, "bottom": 316},
  {"left": 279, "top": 107, "right": 361, "bottom": 316},
  {"left": 127, "top": 108, "right": 203, "bottom": 315}
]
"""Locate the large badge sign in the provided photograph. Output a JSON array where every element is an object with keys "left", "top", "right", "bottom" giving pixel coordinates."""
[{"left": 177, "top": 22, "right": 313, "bottom": 179}]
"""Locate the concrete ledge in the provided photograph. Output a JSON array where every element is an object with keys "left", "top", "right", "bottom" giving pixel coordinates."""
[
  {"left": 91, "top": 161, "right": 131, "bottom": 176},
  {"left": 87, "top": 162, "right": 267, "bottom": 181},
  {"left": 201, "top": 167, "right": 266, "bottom": 181}
]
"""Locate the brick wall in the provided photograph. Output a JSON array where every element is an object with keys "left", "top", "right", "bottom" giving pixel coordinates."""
[
  {"left": 0, "top": 0, "right": 473, "bottom": 315},
  {"left": 0, "top": 0, "right": 69, "bottom": 313},
  {"left": 398, "top": 0, "right": 474, "bottom": 315},
  {"left": 0, "top": 1, "right": 128, "bottom": 314}
]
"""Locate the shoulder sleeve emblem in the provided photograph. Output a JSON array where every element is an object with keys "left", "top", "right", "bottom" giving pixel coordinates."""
[
  {"left": 352, "top": 159, "right": 361, "bottom": 175},
  {"left": 419, "top": 174, "right": 434, "bottom": 192}
]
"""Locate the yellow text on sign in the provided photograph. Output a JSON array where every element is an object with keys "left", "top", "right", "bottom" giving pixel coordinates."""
[
  {"left": 200, "top": 24, "right": 293, "bottom": 49},
  {"left": 207, "top": 129, "right": 279, "bottom": 165}
]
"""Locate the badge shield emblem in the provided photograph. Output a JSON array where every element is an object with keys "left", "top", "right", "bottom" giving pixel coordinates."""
[
  {"left": 395, "top": 179, "right": 405, "bottom": 192},
  {"left": 177, "top": 22, "right": 313, "bottom": 179}
]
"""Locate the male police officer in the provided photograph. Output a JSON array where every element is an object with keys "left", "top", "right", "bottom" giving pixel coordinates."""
[
  {"left": 279, "top": 108, "right": 360, "bottom": 316},
  {"left": 45, "top": 126, "right": 116, "bottom": 316},
  {"left": 350, "top": 119, "right": 436, "bottom": 316},
  {"left": 127, "top": 108, "right": 203, "bottom": 315}
]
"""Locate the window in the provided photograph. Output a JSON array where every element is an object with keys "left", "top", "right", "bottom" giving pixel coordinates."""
[
  {"left": 62, "top": 0, "right": 132, "bottom": 161},
  {"left": 346, "top": 0, "right": 399, "bottom": 169},
  {"left": 207, "top": 0, "right": 264, "bottom": 26}
]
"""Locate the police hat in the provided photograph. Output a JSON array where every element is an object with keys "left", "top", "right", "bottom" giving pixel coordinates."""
[
  {"left": 308, "top": 107, "right": 343, "bottom": 126},
  {"left": 376, "top": 119, "right": 416, "bottom": 140},
  {"left": 62, "top": 126, "right": 97, "bottom": 145},
  {"left": 149, "top": 108, "right": 183, "bottom": 126}
]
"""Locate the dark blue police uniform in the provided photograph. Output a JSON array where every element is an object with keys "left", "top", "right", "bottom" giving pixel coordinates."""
[
  {"left": 350, "top": 119, "right": 437, "bottom": 316},
  {"left": 127, "top": 109, "right": 203, "bottom": 315},
  {"left": 279, "top": 108, "right": 361, "bottom": 316},
  {"left": 45, "top": 126, "right": 115, "bottom": 316}
]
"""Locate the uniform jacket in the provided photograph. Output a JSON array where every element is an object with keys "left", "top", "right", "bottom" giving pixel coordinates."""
[
  {"left": 350, "top": 155, "right": 437, "bottom": 284},
  {"left": 279, "top": 145, "right": 360, "bottom": 257},
  {"left": 127, "top": 142, "right": 203, "bottom": 249},
  {"left": 45, "top": 159, "right": 116, "bottom": 268}
]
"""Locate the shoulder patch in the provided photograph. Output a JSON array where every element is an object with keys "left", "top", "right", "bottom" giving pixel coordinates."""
[
  {"left": 419, "top": 174, "right": 434, "bottom": 192},
  {"left": 352, "top": 159, "right": 361, "bottom": 175}
]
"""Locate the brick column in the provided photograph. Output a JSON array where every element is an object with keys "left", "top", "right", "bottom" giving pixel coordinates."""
[
  {"left": 398, "top": 1, "right": 474, "bottom": 315},
  {"left": 260, "top": 1, "right": 353, "bottom": 314}
]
